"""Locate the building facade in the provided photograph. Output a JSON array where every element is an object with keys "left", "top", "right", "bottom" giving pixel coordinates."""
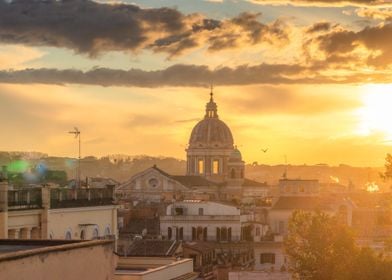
[
  {"left": 0, "top": 180, "right": 117, "bottom": 240},
  {"left": 160, "top": 200, "right": 244, "bottom": 242}
]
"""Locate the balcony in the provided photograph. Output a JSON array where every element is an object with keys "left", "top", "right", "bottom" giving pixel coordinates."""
[
  {"left": 50, "top": 188, "right": 114, "bottom": 209},
  {"left": 7, "top": 188, "right": 42, "bottom": 210}
]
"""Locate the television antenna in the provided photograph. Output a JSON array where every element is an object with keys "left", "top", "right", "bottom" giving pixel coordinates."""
[{"left": 69, "top": 127, "right": 81, "bottom": 188}]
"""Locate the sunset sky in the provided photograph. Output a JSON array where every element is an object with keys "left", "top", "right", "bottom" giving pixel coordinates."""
[{"left": 1, "top": 0, "right": 392, "bottom": 166}]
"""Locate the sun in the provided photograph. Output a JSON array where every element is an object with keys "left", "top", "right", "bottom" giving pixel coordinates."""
[{"left": 357, "top": 84, "right": 392, "bottom": 139}]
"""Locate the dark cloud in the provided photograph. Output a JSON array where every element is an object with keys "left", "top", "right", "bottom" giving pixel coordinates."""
[
  {"left": 0, "top": 0, "right": 288, "bottom": 57},
  {"left": 0, "top": 63, "right": 389, "bottom": 87},
  {"left": 306, "top": 22, "right": 333, "bottom": 34},
  {"left": 315, "top": 23, "right": 392, "bottom": 67}
]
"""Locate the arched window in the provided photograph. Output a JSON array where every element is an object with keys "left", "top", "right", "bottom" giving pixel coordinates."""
[
  {"left": 168, "top": 227, "right": 172, "bottom": 240},
  {"left": 216, "top": 227, "right": 221, "bottom": 242},
  {"left": 65, "top": 231, "right": 72, "bottom": 240},
  {"left": 198, "top": 159, "right": 204, "bottom": 174},
  {"left": 92, "top": 228, "right": 99, "bottom": 239},
  {"left": 231, "top": 169, "right": 236, "bottom": 179},
  {"left": 80, "top": 230, "right": 85, "bottom": 240}
]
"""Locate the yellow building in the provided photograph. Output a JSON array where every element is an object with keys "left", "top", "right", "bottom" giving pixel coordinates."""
[{"left": 0, "top": 179, "right": 117, "bottom": 240}]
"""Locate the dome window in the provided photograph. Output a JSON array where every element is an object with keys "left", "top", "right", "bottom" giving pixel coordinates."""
[
  {"left": 212, "top": 160, "right": 220, "bottom": 174},
  {"left": 198, "top": 159, "right": 204, "bottom": 175}
]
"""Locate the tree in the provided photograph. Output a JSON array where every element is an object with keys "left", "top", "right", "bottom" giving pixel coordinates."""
[
  {"left": 285, "top": 210, "right": 392, "bottom": 280},
  {"left": 284, "top": 211, "right": 356, "bottom": 280},
  {"left": 381, "top": 153, "right": 392, "bottom": 180}
]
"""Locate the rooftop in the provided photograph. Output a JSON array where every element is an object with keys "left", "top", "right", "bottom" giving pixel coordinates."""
[
  {"left": 271, "top": 196, "right": 332, "bottom": 211},
  {"left": 125, "top": 240, "right": 181, "bottom": 257},
  {"left": 0, "top": 239, "right": 113, "bottom": 261}
]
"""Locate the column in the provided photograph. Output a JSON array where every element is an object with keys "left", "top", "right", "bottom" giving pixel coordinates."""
[
  {"left": 40, "top": 186, "right": 50, "bottom": 239},
  {"left": 31, "top": 227, "right": 40, "bottom": 239},
  {"left": 0, "top": 180, "right": 8, "bottom": 238}
]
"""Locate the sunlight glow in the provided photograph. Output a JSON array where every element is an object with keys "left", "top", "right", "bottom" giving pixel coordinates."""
[
  {"left": 366, "top": 182, "right": 380, "bottom": 193},
  {"left": 357, "top": 84, "right": 392, "bottom": 139}
]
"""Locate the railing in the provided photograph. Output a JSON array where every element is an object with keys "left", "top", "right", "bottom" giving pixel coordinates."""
[
  {"left": 50, "top": 188, "right": 114, "bottom": 209},
  {"left": 8, "top": 188, "right": 42, "bottom": 210}
]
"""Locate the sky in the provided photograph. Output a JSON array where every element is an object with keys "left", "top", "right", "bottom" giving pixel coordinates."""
[{"left": 1, "top": 0, "right": 392, "bottom": 166}]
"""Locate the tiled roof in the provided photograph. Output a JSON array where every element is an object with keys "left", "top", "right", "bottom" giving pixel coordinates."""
[
  {"left": 171, "top": 176, "right": 220, "bottom": 188},
  {"left": 242, "top": 178, "right": 268, "bottom": 187},
  {"left": 127, "top": 240, "right": 181, "bottom": 257},
  {"left": 151, "top": 165, "right": 220, "bottom": 188},
  {"left": 271, "top": 196, "right": 332, "bottom": 211}
]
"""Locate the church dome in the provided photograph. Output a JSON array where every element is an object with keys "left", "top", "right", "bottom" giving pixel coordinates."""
[{"left": 188, "top": 91, "right": 234, "bottom": 149}]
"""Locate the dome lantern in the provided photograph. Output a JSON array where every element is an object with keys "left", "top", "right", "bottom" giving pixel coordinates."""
[{"left": 205, "top": 88, "right": 218, "bottom": 119}]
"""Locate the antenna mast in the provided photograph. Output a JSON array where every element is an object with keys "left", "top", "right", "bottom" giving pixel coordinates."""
[{"left": 69, "top": 127, "right": 81, "bottom": 188}]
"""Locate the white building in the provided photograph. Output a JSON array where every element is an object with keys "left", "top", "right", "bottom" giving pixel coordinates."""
[{"left": 160, "top": 200, "right": 245, "bottom": 242}]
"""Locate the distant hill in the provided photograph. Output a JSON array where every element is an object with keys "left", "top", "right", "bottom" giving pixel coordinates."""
[{"left": 0, "top": 151, "right": 389, "bottom": 190}]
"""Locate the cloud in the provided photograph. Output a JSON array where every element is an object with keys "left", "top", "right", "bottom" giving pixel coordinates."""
[
  {"left": 248, "top": 0, "right": 392, "bottom": 7},
  {"left": 355, "top": 7, "right": 392, "bottom": 20},
  {"left": 0, "top": 0, "right": 288, "bottom": 57},
  {"left": 313, "top": 22, "right": 392, "bottom": 67},
  {"left": 0, "top": 63, "right": 391, "bottom": 87},
  {"left": 306, "top": 22, "right": 334, "bottom": 34}
]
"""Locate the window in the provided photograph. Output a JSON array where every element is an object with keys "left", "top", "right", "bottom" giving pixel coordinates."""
[
  {"left": 256, "top": 227, "right": 260, "bottom": 236},
  {"left": 93, "top": 228, "right": 99, "bottom": 239},
  {"left": 80, "top": 230, "right": 85, "bottom": 240},
  {"left": 179, "top": 227, "right": 184, "bottom": 240},
  {"left": 212, "top": 160, "right": 219, "bottom": 174},
  {"left": 231, "top": 169, "right": 235, "bottom": 179},
  {"left": 148, "top": 178, "right": 158, "bottom": 188},
  {"left": 197, "top": 227, "right": 204, "bottom": 241},
  {"left": 216, "top": 228, "right": 221, "bottom": 242},
  {"left": 65, "top": 231, "right": 72, "bottom": 240},
  {"left": 260, "top": 253, "right": 275, "bottom": 264},
  {"left": 168, "top": 227, "right": 172, "bottom": 240},
  {"left": 198, "top": 159, "right": 204, "bottom": 174},
  {"left": 192, "top": 227, "right": 196, "bottom": 241},
  {"left": 175, "top": 207, "right": 184, "bottom": 215},
  {"left": 198, "top": 208, "right": 204, "bottom": 215},
  {"left": 203, "top": 227, "right": 208, "bottom": 241},
  {"left": 221, "top": 227, "right": 227, "bottom": 241}
]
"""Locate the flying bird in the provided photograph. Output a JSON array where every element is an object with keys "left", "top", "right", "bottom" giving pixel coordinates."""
[{"left": 261, "top": 148, "right": 269, "bottom": 153}]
